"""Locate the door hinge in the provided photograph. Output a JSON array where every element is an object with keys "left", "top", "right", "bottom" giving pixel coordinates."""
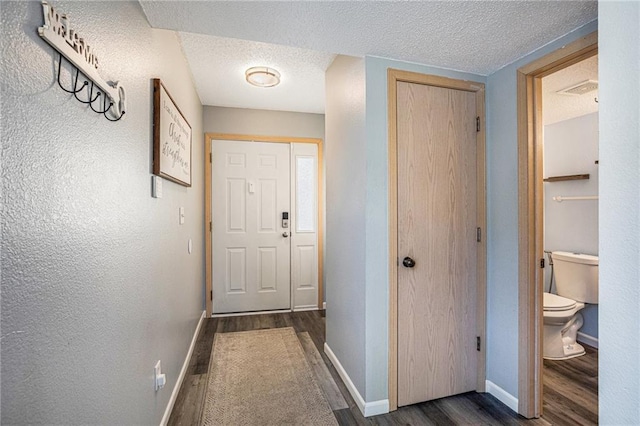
[
  {"left": 476, "top": 227, "right": 481, "bottom": 242},
  {"left": 209, "top": 221, "right": 212, "bottom": 232},
  {"left": 209, "top": 153, "right": 212, "bottom": 163},
  {"left": 540, "top": 258, "right": 545, "bottom": 268},
  {"left": 476, "top": 336, "right": 481, "bottom": 351},
  {"left": 476, "top": 116, "right": 480, "bottom": 132},
  {"left": 210, "top": 290, "right": 213, "bottom": 300}
]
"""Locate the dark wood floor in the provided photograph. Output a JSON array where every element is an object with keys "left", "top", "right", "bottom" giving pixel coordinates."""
[
  {"left": 170, "top": 311, "right": 551, "bottom": 425},
  {"left": 542, "top": 344, "right": 598, "bottom": 425}
]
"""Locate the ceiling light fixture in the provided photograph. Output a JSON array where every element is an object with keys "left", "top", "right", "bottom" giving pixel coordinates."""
[{"left": 245, "top": 66, "right": 281, "bottom": 88}]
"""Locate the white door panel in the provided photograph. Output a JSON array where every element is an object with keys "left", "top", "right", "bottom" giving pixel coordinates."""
[
  {"left": 212, "top": 140, "right": 290, "bottom": 313},
  {"left": 291, "top": 143, "right": 319, "bottom": 310}
]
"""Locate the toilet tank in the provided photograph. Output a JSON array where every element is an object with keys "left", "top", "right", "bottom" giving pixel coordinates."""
[{"left": 551, "top": 251, "right": 598, "bottom": 303}]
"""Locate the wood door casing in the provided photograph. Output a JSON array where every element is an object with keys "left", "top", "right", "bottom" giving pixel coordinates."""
[
  {"left": 397, "top": 82, "right": 479, "bottom": 406},
  {"left": 516, "top": 32, "right": 598, "bottom": 417}
]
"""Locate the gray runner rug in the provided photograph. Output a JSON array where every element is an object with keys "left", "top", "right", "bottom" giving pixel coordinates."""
[{"left": 201, "top": 327, "right": 338, "bottom": 425}]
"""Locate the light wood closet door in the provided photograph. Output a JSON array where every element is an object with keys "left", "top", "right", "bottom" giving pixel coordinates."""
[{"left": 397, "top": 81, "right": 478, "bottom": 406}]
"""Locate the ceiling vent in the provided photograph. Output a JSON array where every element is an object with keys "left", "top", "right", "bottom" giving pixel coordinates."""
[{"left": 556, "top": 80, "right": 599, "bottom": 96}]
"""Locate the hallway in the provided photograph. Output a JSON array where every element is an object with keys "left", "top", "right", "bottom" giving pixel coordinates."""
[{"left": 169, "top": 311, "right": 548, "bottom": 425}]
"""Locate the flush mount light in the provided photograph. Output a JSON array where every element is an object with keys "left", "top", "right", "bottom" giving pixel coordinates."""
[{"left": 245, "top": 67, "right": 281, "bottom": 88}]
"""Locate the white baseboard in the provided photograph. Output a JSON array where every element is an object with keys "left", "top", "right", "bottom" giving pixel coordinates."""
[
  {"left": 212, "top": 309, "right": 291, "bottom": 318},
  {"left": 363, "top": 399, "right": 389, "bottom": 417},
  {"left": 324, "top": 343, "right": 389, "bottom": 417},
  {"left": 485, "top": 380, "right": 519, "bottom": 414},
  {"left": 293, "top": 305, "right": 321, "bottom": 312},
  {"left": 160, "top": 310, "right": 206, "bottom": 426},
  {"left": 578, "top": 331, "right": 599, "bottom": 348},
  {"left": 212, "top": 305, "right": 325, "bottom": 317}
]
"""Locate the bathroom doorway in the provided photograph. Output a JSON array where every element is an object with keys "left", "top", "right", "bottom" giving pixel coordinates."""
[
  {"left": 539, "top": 54, "right": 599, "bottom": 424},
  {"left": 515, "top": 31, "right": 598, "bottom": 419}
]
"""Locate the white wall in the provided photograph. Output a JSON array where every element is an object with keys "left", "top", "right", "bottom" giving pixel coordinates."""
[
  {"left": 1, "top": 2, "right": 204, "bottom": 424},
  {"left": 203, "top": 106, "right": 325, "bottom": 139},
  {"left": 325, "top": 55, "right": 367, "bottom": 395},
  {"left": 485, "top": 20, "right": 598, "bottom": 399},
  {"left": 543, "top": 112, "right": 599, "bottom": 338},
  {"left": 598, "top": 1, "right": 640, "bottom": 423}
]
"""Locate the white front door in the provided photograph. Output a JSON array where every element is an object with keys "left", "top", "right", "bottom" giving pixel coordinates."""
[{"left": 212, "top": 140, "right": 291, "bottom": 314}]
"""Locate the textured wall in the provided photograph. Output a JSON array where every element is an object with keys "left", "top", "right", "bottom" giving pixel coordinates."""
[
  {"left": 325, "top": 55, "right": 367, "bottom": 397},
  {"left": 1, "top": 2, "right": 204, "bottom": 424},
  {"left": 485, "top": 20, "right": 597, "bottom": 399},
  {"left": 598, "top": 1, "right": 640, "bottom": 423},
  {"left": 543, "top": 112, "right": 599, "bottom": 338}
]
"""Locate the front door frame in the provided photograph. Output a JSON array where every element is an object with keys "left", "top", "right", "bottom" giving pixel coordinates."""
[
  {"left": 387, "top": 69, "right": 487, "bottom": 411},
  {"left": 516, "top": 31, "right": 597, "bottom": 418},
  {"left": 205, "top": 133, "right": 324, "bottom": 317}
]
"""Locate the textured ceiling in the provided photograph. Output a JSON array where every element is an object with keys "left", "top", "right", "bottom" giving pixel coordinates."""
[
  {"left": 179, "top": 33, "right": 335, "bottom": 113},
  {"left": 543, "top": 55, "right": 598, "bottom": 125},
  {"left": 140, "top": 1, "right": 598, "bottom": 113}
]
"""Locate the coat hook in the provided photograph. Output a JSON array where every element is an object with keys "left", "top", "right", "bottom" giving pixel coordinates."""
[
  {"left": 74, "top": 81, "right": 100, "bottom": 104},
  {"left": 88, "top": 91, "right": 105, "bottom": 113},
  {"left": 103, "top": 102, "right": 125, "bottom": 122},
  {"left": 57, "top": 53, "right": 86, "bottom": 95},
  {"left": 104, "top": 109, "right": 125, "bottom": 122},
  {"left": 72, "top": 69, "right": 88, "bottom": 94},
  {"left": 54, "top": 54, "right": 124, "bottom": 122},
  {"left": 90, "top": 94, "right": 111, "bottom": 114}
]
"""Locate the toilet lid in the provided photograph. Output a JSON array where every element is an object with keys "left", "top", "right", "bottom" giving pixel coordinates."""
[{"left": 543, "top": 292, "right": 576, "bottom": 311}]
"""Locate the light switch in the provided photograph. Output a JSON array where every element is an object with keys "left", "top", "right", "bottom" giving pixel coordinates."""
[
  {"left": 248, "top": 181, "right": 255, "bottom": 194},
  {"left": 152, "top": 176, "right": 163, "bottom": 198},
  {"left": 179, "top": 207, "right": 185, "bottom": 225},
  {"left": 154, "top": 360, "right": 166, "bottom": 391}
]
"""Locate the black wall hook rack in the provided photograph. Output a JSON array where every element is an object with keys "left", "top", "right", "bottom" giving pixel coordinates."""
[
  {"left": 56, "top": 54, "right": 125, "bottom": 122},
  {"left": 38, "top": 1, "right": 126, "bottom": 122}
]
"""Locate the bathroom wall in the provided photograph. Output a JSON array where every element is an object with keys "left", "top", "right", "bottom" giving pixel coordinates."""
[
  {"left": 543, "top": 112, "right": 599, "bottom": 340},
  {"left": 1, "top": 2, "right": 204, "bottom": 423}
]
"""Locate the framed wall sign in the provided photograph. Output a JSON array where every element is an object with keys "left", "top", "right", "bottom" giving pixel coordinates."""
[{"left": 153, "top": 79, "right": 192, "bottom": 187}]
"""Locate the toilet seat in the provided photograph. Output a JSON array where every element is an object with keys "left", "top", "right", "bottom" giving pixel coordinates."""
[{"left": 543, "top": 292, "right": 576, "bottom": 311}]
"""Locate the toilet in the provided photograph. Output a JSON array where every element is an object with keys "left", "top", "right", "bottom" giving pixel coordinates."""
[{"left": 543, "top": 251, "right": 598, "bottom": 360}]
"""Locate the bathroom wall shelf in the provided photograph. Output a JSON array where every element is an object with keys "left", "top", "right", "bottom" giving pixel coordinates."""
[{"left": 543, "top": 174, "right": 589, "bottom": 183}]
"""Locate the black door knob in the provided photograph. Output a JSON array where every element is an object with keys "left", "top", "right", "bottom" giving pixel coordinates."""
[{"left": 402, "top": 257, "right": 416, "bottom": 268}]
